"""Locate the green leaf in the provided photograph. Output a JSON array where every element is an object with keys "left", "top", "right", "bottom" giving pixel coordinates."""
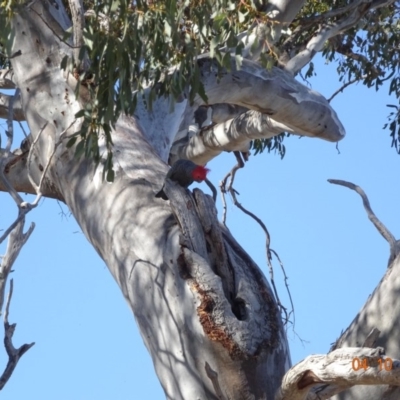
[
  {"left": 106, "top": 168, "right": 115, "bottom": 182},
  {"left": 75, "top": 109, "right": 86, "bottom": 118},
  {"left": 222, "top": 52, "right": 231, "bottom": 70},
  {"left": 212, "top": 14, "right": 226, "bottom": 31},
  {"left": 75, "top": 139, "right": 85, "bottom": 158},
  {"left": 60, "top": 55, "right": 69, "bottom": 71},
  {"left": 66, "top": 137, "right": 77, "bottom": 148}
]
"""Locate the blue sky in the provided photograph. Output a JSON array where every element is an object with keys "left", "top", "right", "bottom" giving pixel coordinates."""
[{"left": 1, "top": 55, "right": 399, "bottom": 399}]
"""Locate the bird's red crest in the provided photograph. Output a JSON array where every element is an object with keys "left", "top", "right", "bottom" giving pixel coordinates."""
[{"left": 192, "top": 166, "right": 210, "bottom": 182}]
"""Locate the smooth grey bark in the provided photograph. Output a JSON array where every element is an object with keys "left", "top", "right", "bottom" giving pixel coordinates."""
[
  {"left": 169, "top": 59, "right": 345, "bottom": 164},
  {"left": 331, "top": 256, "right": 400, "bottom": 400},
  {"left": 266, "top": 0, "right": 306, "bottom": 23},
  {"left": 3, "top": 0, "right": 400, "bottom": 399},
  {"left": 0, "top": 92, "right": 24, "bottom": 121},
  {"left": 138, "top": 57, "right": 346, "bottom": 165},
  {"left": 6, "top": 2, "right": 291, "bottom": 399}
]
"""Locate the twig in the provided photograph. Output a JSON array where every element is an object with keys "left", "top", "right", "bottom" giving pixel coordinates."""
[
  {"left": 269, "top": 248, "right": 295, "bottom": 326},
  {"left": 228, "top": 186, "right": 289, "bottom": 323},
  {"left": 0, "top": 190, "right": 35, "bottom": 390},
  {"left": 0, "top": 50, "right": 22, "bottom": 59},
  {"left": 328, "top": 179, "right": 400, "bottom": 266},
  {"left": 219, "top": 183, "right": 228, "bottom": 226},
  {"left": 25, "top": 120, "right": 76, "bottom": 209},
  {"left": 1, "top": 120, "right": 76, "bottom": 245},
  {"left": 0, "top": 217, "right": 35, "bottom": 308},
  {"left": 328, "top": 77, "right": 364, "bottom": 102},
  {"left": 0, "top": 212, "right": 29, "bottom": 245},
  {"left": 205, "top": 178, "right": 217, "bottom": 202},
  {"left": 0, "top": 157, "right": 24, "bottom": 206},
  {"left": 219, "top": 151, "right": 245, "bottom": 225},
  {"left": 219, "top": 152, "right": 294, "bottom": 324},
  {"left": 17, "top": 121, "right": 29, "bottom": 139}
]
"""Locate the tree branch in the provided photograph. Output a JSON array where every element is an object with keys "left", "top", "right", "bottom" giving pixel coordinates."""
[
  {"left": 284, "top": 0, "right": 397, "bottom": 75},
  {"left": 68, "top": 0, "right": 86, "bottom": 68},
  {"left": 172, "top": 105, "right": 339, "bottom": 165},
  {"left": 328, "top": 179, "right": 400, "bottom": 266},
  {"left": 277, "top": 347, "right": 400, "bottom": 400},
  {"left": 266, "top": 0, "right": 307, "bottom": 24},
  {"left": 219, "top": 152, "right": 292, "bottom": 323},
  {"left": 0, "top": 92, "right": 25, "bottom": 121},
  {"left": 0, "top": 218, "right": 34, "bottom": 310},
  {"left": 0, "top": 70, "right": 16, "bottom": 89},
  {"left": 295, "top": 1, "right": 365, "bottom": 27},
  {"left": 0, "top": 149, "right": 64, "bottom": 201},
  {"left": 0, "top": 178, "right": 36, "bottom": 391},
  {"left": 0, "top": 280, "right": 35, "bottom": 390},
  {"left": 327, "top": 77, "right": 365, "bottom": 103},
  {"left": 167, "top": 57, "right": 346, "bottom": 164},
  {"left": 332, "top": 43, "right": 382, "bottom": 77}
]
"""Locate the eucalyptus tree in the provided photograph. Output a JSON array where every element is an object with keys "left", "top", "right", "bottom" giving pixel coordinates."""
[{"left": 1, "top": 1, "right": 400, "bottom": 399}]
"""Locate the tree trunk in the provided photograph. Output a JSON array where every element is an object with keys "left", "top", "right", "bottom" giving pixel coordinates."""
[
  {"left": 7, "top": 2, "right": 291, "bottom": 398},
  {"left": 330, "top": 255, "right": 400, "bottom": 400}
]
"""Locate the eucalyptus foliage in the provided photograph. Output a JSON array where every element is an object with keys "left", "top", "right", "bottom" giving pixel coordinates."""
[{"left": 1, "top": 0, "right": 400, "bottom": 164}]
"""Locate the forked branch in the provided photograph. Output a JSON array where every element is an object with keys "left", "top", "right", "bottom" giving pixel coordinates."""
[{"left": 0, "top": 280, "right": 35, "bottom": 390}]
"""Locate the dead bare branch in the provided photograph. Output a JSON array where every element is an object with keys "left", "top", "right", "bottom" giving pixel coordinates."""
[
  {"left": 328, "top": 77, "right": 365, "bottom": 103},
  {"left": 204, "top": 178, "right": 217, "bottom": 202},
  {"left": 23, "top": 120, "right": 75, "bottom": 209},
  {"left": 0, "top": 70, "right": 16, "bottom": 89},
  {"left": 0, "top": 215, "right": 35, "bottom": 306},
  {"left": 219, "top": 152, "right": 294, "bottom": 324},
  {"left": 0, "top": 280, "right": 35, "bottom": 390},
  {"left": 219, "top": 151, "right": 245, "bottom": 226},
  {"left": 0, "top": 156, "right": 24, "bottom": 207},
  {"left": 0, "top": 92, "right": 25, "bottom": 121},
  {"left": 328, "top": 179, "right": 400, "bottom": 266},
  {"left": 0, "top": 50, "right": 22, "bottom": 60}
]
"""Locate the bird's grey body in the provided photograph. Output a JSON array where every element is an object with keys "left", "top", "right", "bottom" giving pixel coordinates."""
[{"left": 155, "top": 159, "right": 207, "bottom": 200}]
